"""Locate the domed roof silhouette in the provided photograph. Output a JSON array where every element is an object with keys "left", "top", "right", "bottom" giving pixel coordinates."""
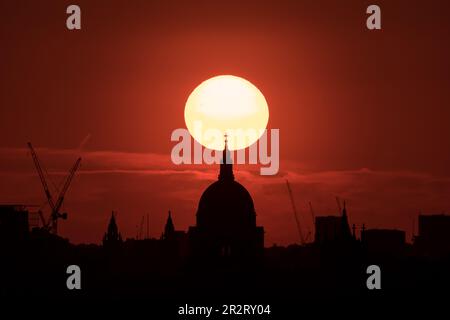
[
  {"left": 197, "top": 179, "right": 256, "bottom": 232},
  {"left": 188, "top": 136, "right": 264, "bottom": 260}
]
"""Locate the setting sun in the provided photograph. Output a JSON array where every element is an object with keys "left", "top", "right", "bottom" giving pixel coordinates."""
[{"left": 184, "top": 75, "right": 269, "bottom": 150}]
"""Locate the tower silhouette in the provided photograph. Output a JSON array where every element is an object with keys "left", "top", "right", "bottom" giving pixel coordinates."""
[
  {"left": 162, "top": 210, "right": 175, "bottom": 240},
  {"left": 103, "top": 211, "right": 122, "bottom": 248},
  {"left": 188, "top": 135, "right": 264, "bottom": 262}
]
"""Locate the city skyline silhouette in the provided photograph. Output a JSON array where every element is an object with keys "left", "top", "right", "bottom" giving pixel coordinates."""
[
  {"left": 2, "top": 1, "right": 450, "bottom": 246},
  {"left": 2, "top": 144, "right": 450, "bottom": 299},
  {"left": 1, "top": 0, "right": 450, "bottom": 309}
]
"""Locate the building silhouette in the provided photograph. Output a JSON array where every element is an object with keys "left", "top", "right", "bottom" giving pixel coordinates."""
[
  {"left": 314, "top": 202, "right": 353, "bottom": 244},
  {"left": 103, "top": 211, "right": 122, "bottom": 248},
  {"left": 162, "top": 210, "right": 175, "bottom": 240},
  {"left": 0, "top": 205, "right": 29, "bottom": 243},
  {"left": 160, "top": 210, "right": 188, "bottom": 258},
  {"left": 414, "top": 213, "right": 450, "bottom": 256},
  {"left": 4, "top": 141, "right": 450, "bottom": 297},
  {"left": 361, "top": 228, "right": 406, "bottom": 256},
  {"left": 188, "top": 137, "right": 264, "bottom": 261}
]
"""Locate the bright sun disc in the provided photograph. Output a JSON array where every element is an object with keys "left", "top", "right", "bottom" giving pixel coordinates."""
[{"left": 184, "top": 75, "right": 269, "bottom": 151}]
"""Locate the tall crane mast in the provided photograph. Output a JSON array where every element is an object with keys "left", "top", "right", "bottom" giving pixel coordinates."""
[
  {"left": 52, "top": 157, "right": 81, "bottom": 234},
  {"left": 336, "top": 196, "right": 342, "bottom": 214},
  {"left": 309, "top": 201, "right": 316, "bottom": 225},
  {"left": 139, "top": 215, "right": 145, "bottom": 240},
  {"left": 28, "top": 142, "right": 81, "bottom": 235},
  {"left": 308, "top": 201, "right": 316, "bottom": 242},
  {"left": 28, "top": 142, "right": 56, "bottom": 211},
  {"left": 286, "top": 179, "right": 305, "bottom": 245}
]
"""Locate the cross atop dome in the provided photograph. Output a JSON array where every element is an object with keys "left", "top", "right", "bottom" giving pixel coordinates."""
[
  {"left": 219, "top": 133, "right": 234, "bottom": 181},
  {"left": 224, "top": 132, "right": 230, "bottom": 152}
]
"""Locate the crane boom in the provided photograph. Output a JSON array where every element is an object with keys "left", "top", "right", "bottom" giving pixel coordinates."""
[
  {"left": 309, "top": 201, "right": 316, "bottom": 225},
  {"left": 28, "top": 142, "right": 56, "bottom": 211},
  {"left": 54, "top": 157, "right": 81, "bottom": 212},
  {"left": 336, "top": 196, "right": 342, "bottom": 214},
  {"left": 37, "top": 210, "right": 47, "bottom": 227},
  {"left": 139, "top": 215, "right": 145, "bottom": 240},
  {"left": 28, "top": 142, "right": 81, "bottom": 234},
  {"left": 286, "top": 179, "right": 305, "bottom": 245}
]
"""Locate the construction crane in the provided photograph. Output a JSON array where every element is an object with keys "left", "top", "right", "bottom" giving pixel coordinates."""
[
  {"left": 285, "top": 179, "right": 305, "bottom": 245},
  {"left": 336, "top": 196, "right": 342, "bottom": 214},
  {"left": 308, "top": 201, "right": 316, "bottom": 242},
  {"left": 28, "top": 142, "right": 81, "bottom": 235},
  {"left": 37, "top": 209, "right": 46, "bottom": 227},
  {"left": 308, "top": 201, "right": 316, "bottom": 225},
  {"left": 139, "top": 215, "right": 145, "bottom": 240}
]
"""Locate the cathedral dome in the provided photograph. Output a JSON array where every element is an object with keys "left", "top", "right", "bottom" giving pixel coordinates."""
[
  {"left": 196, "top": 179, "right": 256, "bottom": 232},
  {"left": 188, "top": 136, "right": 264, "bottom": 260}
]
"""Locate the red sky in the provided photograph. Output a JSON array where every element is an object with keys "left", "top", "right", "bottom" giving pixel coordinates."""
[{"left": 1, "top": 0, "right": 450, "bottom": 245}]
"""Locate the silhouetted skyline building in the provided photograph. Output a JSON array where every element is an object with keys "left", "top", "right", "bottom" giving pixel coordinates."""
[
  {"left": 188, "top": 137, "right": 264, "bottom": 261},
  {"left": 162, "top": 210, "right": 175, "bottom": 240},
  {"left": 314, "top": 202, "right": 353, "bottom": 244},
  {"left": 159, "top": 210, "right": 188, "bottom": 258},
  {"left": 4, "top": 151, "right": 450, "bottom": 297},
  {"left": 0, "top": 205, "right": 29, "bottom": 242},
  {"left": 161, "top": 210, "right": 187, "bottom": 242},
  {"left": 361, "top": 228, "right": 406, "bottom": 256},
  {"left": 103, "top": 211, "right": 122, "bottom": 248},
  {"left": 414, "top": 213, "right": 450, "bottom": 256}
]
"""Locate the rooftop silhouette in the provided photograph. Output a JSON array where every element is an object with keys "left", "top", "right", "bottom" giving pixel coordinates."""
[{"left": 1, "top": 141, "right": 450, "bottom": 298}]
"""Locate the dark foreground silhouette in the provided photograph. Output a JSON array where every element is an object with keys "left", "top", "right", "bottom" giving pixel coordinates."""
[
  {"left": 1, "top": 212, "right": 450, "bottom": 300},
  {"left": 1, "top": 141, "right": 450, "bottom": 300}
]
